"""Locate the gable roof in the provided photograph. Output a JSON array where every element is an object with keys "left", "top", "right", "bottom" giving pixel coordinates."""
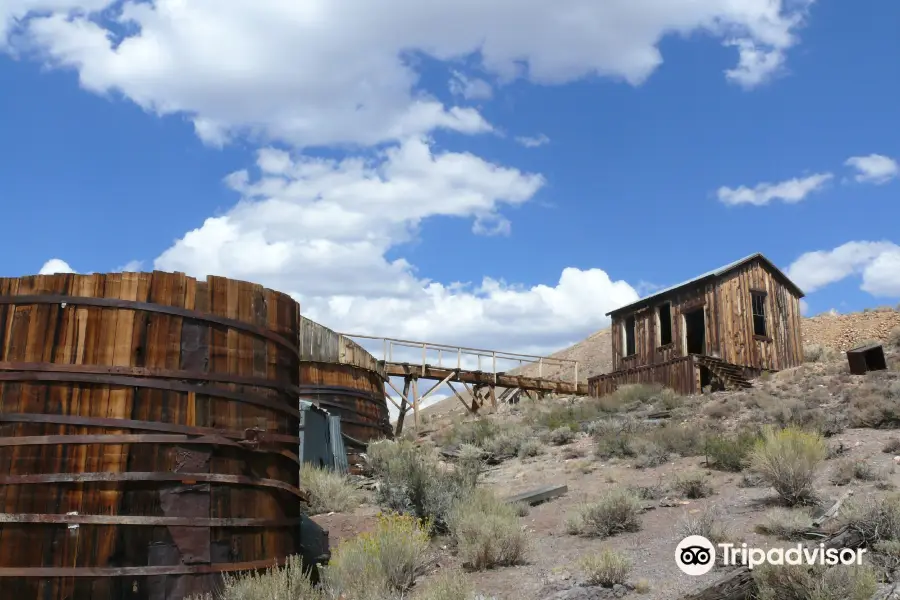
[{"left": 605, "top": 253, "right": 805, "bottom": 317}]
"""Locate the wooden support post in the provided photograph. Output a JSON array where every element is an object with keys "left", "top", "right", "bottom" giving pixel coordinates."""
[
  {"left": 492, "top": 351, "right": 497, "bottom": 385},
  {"left": 447, "top": 381, "right": 474, "bottom": 414},
  {"left": 387, "top": 376, "right": 412, "bottom": 436},
  {"left": 489, "top": 385, "right": 496, "bottom": 410},
  {"left": 421, "top": 343, "right": 426, "bottom": 377},
  {"left": 412, "top": 377, "right": 420, "bottom": 432}
]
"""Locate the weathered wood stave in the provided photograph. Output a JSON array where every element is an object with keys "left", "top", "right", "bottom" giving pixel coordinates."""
[{"left": 0, "top": 271, "right": 303, "bottom": 600}]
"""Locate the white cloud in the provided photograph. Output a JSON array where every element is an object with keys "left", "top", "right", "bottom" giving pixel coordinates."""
[
  {"left": 6, "top": 0, "right": 815, "bottom": 149},
  {"left": 717, "top": 172, "right": 833, "bottom": 206},
  {"left": 114, "top": 260, "right": 144, "bottom": 272},
  {"left": 844, "top": 154, "right": 899, "bottom": 185},
  {"left": 153, "top": 136, "right": 639, "bottom": 353},
  {"left": 38, "top": 258, "right": 76, "bottom": 274},
  {"left": 786, "top": 241, "right": 900, "bottom": 297},
  {"left": 515, "top": 134, "right": 550, "bottom": 148},
  {"left": 799, "top": 299, "right": 809, "bottom": 316},
  {"left": 449, "top": 71, "right": 493, "bottom": 100}
]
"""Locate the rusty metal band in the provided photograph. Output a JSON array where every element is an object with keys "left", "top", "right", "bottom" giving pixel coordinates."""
[
  {"left": 297, "top": 384, "right": 385, "bottom": 404},
  {"left": 0, "top": 557, "right": 283, "bottom": 577},
  {"left": 0, "top": 434, "right": 301, "bottom": 467},
  {"left": 0, "top": 472, "right": 308, "bottom": 501},
  {"left": 0, "top": 294, "right": 300, "bottom": 361},
  {"left": 0, "top": 413, "right": 301, "bottom": 445},
  {"left": 0, "top": 513, "right": 303, "bottom": 527},
  {"left": 0, "top": 361, "right": 303, "bottom": 397},
  {"left": 0, "top": 370, "right": 303, "bottom": 420}
]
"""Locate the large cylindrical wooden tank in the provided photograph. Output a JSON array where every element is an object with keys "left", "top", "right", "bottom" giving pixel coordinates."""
[
  {"left": 0, "top": 271, "right": 304, "bottom": 600},
  {"left": 298, "top": 317, "right": 391, "bottom": 466}
]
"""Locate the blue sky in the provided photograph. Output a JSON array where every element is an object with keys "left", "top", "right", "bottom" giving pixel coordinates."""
[{"left": 1, "top": 0, "right": 899, "bottom": 362}]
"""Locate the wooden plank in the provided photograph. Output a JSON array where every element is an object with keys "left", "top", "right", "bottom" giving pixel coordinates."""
[{"left": 504, "top": 484, "right": 568, "bottom": 506}]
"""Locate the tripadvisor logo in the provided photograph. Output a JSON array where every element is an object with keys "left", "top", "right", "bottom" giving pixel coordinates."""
[{"left": 675, "top": 536, "right": 867, "bottom": 576}]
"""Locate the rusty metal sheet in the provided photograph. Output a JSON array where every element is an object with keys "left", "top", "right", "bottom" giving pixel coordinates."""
[
  {"left": 0, "top": 413, "right": 301, "bottom": 445},
  {"left": 0, "top": 361, "right": 303, "bottom": 396},
  {"left": 0, "top": 294, "right": 300, "bottom": 361},
  {"left": 160, "top": 484, "right": 211, "bottom": 564},
  {"left": 0, "top": 370, "right": 301, "bottom": 420},
  {"left": 146, "top": 541, "right": 232, "bottom": 600},
  {"left": 0, "top": 472, "right": 309, "bottom": 501}
]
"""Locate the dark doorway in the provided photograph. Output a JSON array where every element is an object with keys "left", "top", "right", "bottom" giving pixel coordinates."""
[{"left": 684, "top": 308, "right": 706, "bottom": 355}]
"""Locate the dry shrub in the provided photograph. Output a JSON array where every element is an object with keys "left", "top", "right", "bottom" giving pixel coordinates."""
[
  {"left": 368, "top": 439, "right": 475, "bottom": 532},
  {"left": 322, "top": 513, "right": 431, "bottom": 599},
  {"left": 754, "top": 508, "right": 813, "bottom": 540},
  {"left": 197, "top": 555, "right": 322, "bottom": 600},
  {"left": 749, "top": 426, "right": 825, "bottom": 506},
  {"left": 515, "top": 438, "right": 544, "bottom": 458},
  {"left": 753, "top": 563, "right": 877, "bottom": 600},
  {"left": 646, "top": 422, "right": 706, "bottom": 457},
  {"left": 804, "top": 344, "right": 841, "bottom": 363},
  {"left": 632, "top": 441, "right": 670, "bottom": 469},
  {"left": 301, "top": 463, "right": 364, "bottom": 515},
  {"left": 677, "top": 506, "right": 729, "bottom": 544},
  {"left": 434, "top": 418, "right": 500, "bottom": 449},
  {"left": 831, "top": 458, "right": 887, "bottom": 486},
  {"left": 566, "top": 488, "right": 642, "bottom": 538},
  {"left": 705, "top": 430, "right": 760, "bottom": 472},
  {"left": 673, "top": 472, "right": 713, "bottom": 499},
  {"left": 579, "top": 549, "right": 632, "bottom": 587},
  {"left": 447, "top": 488, "right": 528, "bottom": 570},
  {"left": 889, "top": 326, "right": 900, "bottom": 349},
  {"left": 703, "top": 397, "right": 741, "bottom": 419},
  {"left": 413, "top": 568, "right": 474, "bottom": 600},
  {"left": 846, "top": 385, "right": 900, "bottom": 429},
  {"left": 543, "top": 426, "right": 577, "bottom": 446},
  {"left": 840, "top": 494, "right": 900, "bottom": 544},
  {"left": 883, "top": 438, "right": 900, "bottom": 454}
]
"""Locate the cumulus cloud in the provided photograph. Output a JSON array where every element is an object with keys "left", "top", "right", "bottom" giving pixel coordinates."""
[
  {"left": 845, "top": 154, "right": 899, "bottom": 185},
  {"left": 515, "top": 134, "right": 550, "bottom": 148},
  {"left": 786, "top": 241, "right": 900, "bottom": 297},
  {"left": 38, "top": 258, "right": 76, "bottom": 274},
  {"left": 153, "top": 136, "right": 639, "bottom": 353},
  {"left": 5, "top": 0, "right": 815, "bottom": 148},
  {"left": 717, "top": 172, "right": 833, "bottom": 206}
]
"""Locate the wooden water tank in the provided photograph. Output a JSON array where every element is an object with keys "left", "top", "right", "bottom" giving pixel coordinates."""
[
  {"left": 298, "top": 317, "right": 392, "bottom": 461},
  {"left": 0, "top": 271, "right": 305, "bottom": 600}
]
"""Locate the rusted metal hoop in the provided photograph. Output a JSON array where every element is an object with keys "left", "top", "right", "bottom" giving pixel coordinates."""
[
  {"left": 0, "top": 361, "right": 303, "bottom": 397},
  {"left": 0, "top": 371, "right": 302, "bottom": 420},
  {"left": 0, "top": 433, "right": 301, "bottom": 466},
  {"left": 0, "top": 514, "right": 303, "bottom": 527},
  {"left": 0, "top": 413, "right": 301, "bottom": 445},
  {"left": 0, "top": 294, "right": 300, "bottom": 361},
  {"left": 0, "top": 558, "right": 284, "bottom": 577},
  {"left": 0, "top": 472, "right": 308, "bottom": 502}
]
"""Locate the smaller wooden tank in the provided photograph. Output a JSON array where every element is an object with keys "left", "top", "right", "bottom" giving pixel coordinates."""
[{"left": 298, "top": 317, "right": 392, "bottom": 467}]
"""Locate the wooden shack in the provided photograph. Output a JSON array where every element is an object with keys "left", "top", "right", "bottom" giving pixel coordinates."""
[{"left": 589, "top": 253, "right": 805, "bottom": 397}]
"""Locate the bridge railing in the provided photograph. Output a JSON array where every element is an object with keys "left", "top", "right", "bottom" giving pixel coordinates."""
[{"left": 337, "top": 333, "right": 580, "bottom": 387}]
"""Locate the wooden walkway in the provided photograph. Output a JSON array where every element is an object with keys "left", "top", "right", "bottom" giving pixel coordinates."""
[{"left": 337, "top": 334, "right": 588, "bottom": 433}]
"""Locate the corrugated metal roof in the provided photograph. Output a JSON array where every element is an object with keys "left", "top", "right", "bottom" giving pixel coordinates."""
[{"left": 606, "top": 253, "right": 804, "bottom": 317}]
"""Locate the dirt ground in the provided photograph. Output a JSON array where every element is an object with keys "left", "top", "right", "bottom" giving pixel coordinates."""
[{"left": 315, "top": 423, "right": 900, "bottom": 600}]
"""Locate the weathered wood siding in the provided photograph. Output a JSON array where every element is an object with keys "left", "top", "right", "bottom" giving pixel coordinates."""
[
  {"left": 589, "top": 356, "right": 698, "bottom": 397},
  {"left": 0, "top": 272, "right": 303, "bottom": 600},
  {"left": 608, "top": 258, "right": 803, "bottom": 374},
  {"left": 610, "top": 283, "right": 718, "bottom": 371},
  {"left": 298, "top": 317, "right": 391, "bottom": 451},
  {"left": 714, "top": 259, "right": 803, "bottom": 370}
]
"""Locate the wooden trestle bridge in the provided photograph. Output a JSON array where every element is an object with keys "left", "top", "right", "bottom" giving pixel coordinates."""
[{"left": 337, "top": 333, "right": 589, "bottom": 434}]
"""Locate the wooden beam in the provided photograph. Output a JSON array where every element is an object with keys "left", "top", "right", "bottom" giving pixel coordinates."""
[
  {"left": 381, "top": 362, "right": 588, "bottom": 396},
  {"left": 418, "top": 371, "right": 457, "bottom": 404},
  {"left": 446, "top": 381, "right": 475, "bottom": 414},
  {"left": 385, "top": 376, "right": 411, "bottom": 436},
  {"left": 503, "top": 484, "right": 568, "bottom": 506}
]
